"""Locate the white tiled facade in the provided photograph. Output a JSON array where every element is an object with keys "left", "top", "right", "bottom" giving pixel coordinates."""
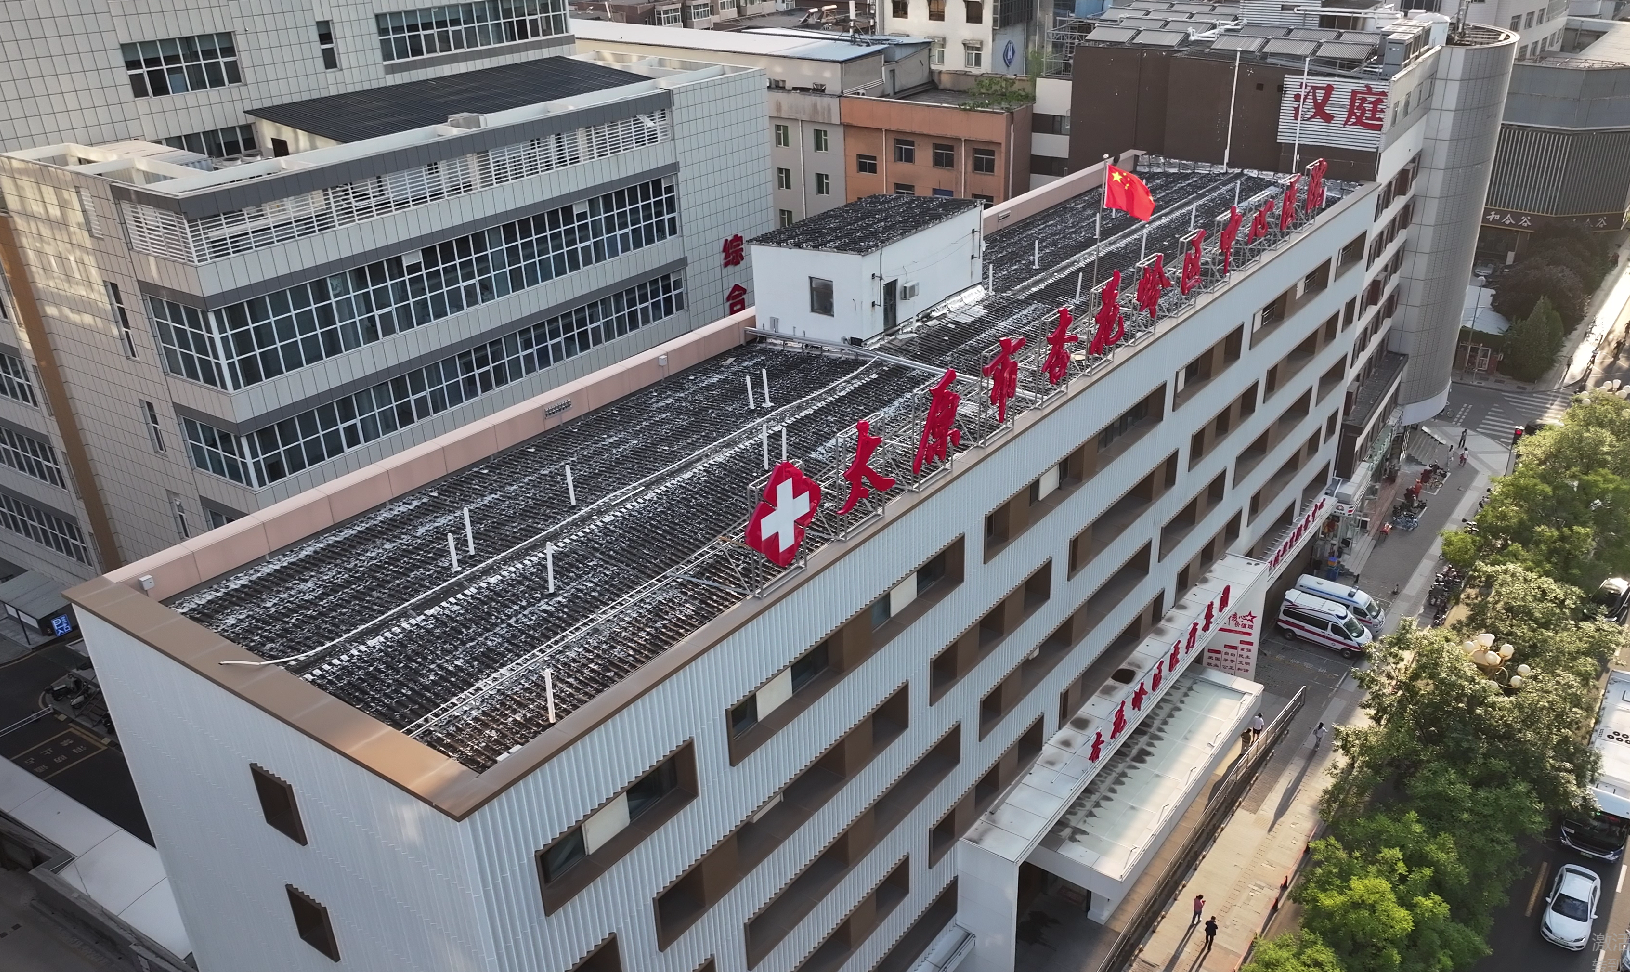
[{"left": 0, "top": 3, "right": 774, "bottom": 582}]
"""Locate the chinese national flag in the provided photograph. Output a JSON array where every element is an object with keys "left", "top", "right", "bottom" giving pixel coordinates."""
[{"left": 1105, "top": 165, "right": 1156, "bottom": 221}]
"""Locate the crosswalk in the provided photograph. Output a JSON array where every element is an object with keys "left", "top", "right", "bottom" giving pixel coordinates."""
[{"left": 1443, "top": 388, "right": 1578, "bottom": 443}]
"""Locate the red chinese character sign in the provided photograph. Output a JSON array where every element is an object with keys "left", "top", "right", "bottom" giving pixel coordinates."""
[
  {"left": 984, "top": 336, "right": 1026, "bottom": 423},
  {"left": 1280, "top": 176, "right": 1301, "bottom": 231},
  {"left": 744, "top": 462, "right": 822, "bottom": 567},
  {"left": 1042, "top": 309, "right": 1077, "bottom": 385},
  {"left": 914, "top": 369, "right": 962, "bottom": 476},
  {"left": 1136, "top": 255, "right": 1171, "bottom": 320},
  {"left": 722, "top": 234, "right": 745, "bottom": 268},
  {"left": 1306, "top": 159, "right": 1328, "bottom": 211},
  {"left": 1246, "top": 201, "right": 1273, "bottom": 245},
  {"left": 1088, "top": 270, "right": 1125, "bottom": 356},
  {"left": 727, "top": 283, "right": 749, "bottom": 315},
  {"left": 1280, "top": 77, "right": 1391, "bottom": 152},
  {"left": 1180, "top": 229, "right": 1205, "bottom": 296},
  {"left": 1219, "top": 207, "right": 1243, "bottom": 275},
  {"left": 836, "top": 420, "right": 895, "bottom": 515},
  {"left": 1266, "top": 496, "right": 1330, "bottom": 577}
]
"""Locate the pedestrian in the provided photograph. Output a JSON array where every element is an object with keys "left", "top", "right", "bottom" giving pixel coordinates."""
[
  {"left": 1313, "top": 722, "right": 1326, "bottom": 750},
  {"left": 1240, "top": 727, "right": 1253, "bottom": 751},
  {"left": 1191, "top": 893, "right": 1205, "bottom": 926},
  {"left": 1250, "top": 712, "right": 1265, "bottom": 743},
  {"left": 1458, "top": 428, "right": 1468, "bottom": 449},
  {"left": 1457, "top": 450, "right": 1468, "bottom": 467},
  {"left": 1204, "top": 916, "right": 1219, "bottom": 950}
]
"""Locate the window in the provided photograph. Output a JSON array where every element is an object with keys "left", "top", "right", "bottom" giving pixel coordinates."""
[
  {"left": 688, "top": 1, "right": 711, "bottom": 19},
  {"left": 871, "top": 549, "right": 951, "bottom": 627},
  {"left": 774, "top": 123, "right": 790, "bottom": 147},
  {"left": 1032, "top": 113, "right": 1070, "bottom": 136},
  {"left": 104, "top": 282, "right": 137, "bottom": 358},
  {"left": 1030, "top": 154, "right": 1067, "bottom": 177},
  {"left": 143, "top": 401, "right": 166, "bottom": 454},
  {"left": 170, "top": 492, "right": 190, "bottom": 540},
  {"left": 536, "top": 746, "right": 693, "bottom": 895},
  {"left": 778, "top": 209, "right": 794, "bottom": 227},
  {"left": 1524, "top": 11, "right": 1534, "bottom": 26},
  {"left": 857, "top": 153, "right": 878, "bottom": 174},
  {"left": 182, "top": 275, "right": 684, "bottom": 488},
  {"left": 730, "top": 641, "right": 831, "bottom": 736},
  {"left": 929, "top": 0, "right": 945, "bottom": 19},
  {"left": 0, "top": 427, "right": 63, "bottom": 487},
  {"left": 0, "top": 492, "right": 90, "bottom": 564},
  {"left": 810, "top": 277, "right": 835, "bottom": 316},
  {"left": 286, "top": 886, "right": 339, "bottom": 961},
  {"left": 933, "top": 143, "right": 955, "bottom": 168},
  {"left": 893, "top": 0, "right": 908, "bottom": 14},
  {"left": 813, "top": 128, "right": 830, "bottom": 152},
  {"left": 894, "top": 138, "right": 916, "bottom": 163},
  {"left": 316, "top": 21, "right": 339, "bottom": 69},
  {"left": 205, "top": 506, "right": 238, "bottom": 530},
  {"left": 153, "top": 179, "right": 679, "bottom": 391},
  {"left": 375, "top": 0, "right": 568, "bottom": 62},
  {"left": 895, "top": 183, "right": 916, "bottom": 195},
  {"left": 965, "top": 0, "right": 983, "bottom": 20},
  {"left": 777, "top": 167, "right": 792, "bottom": 190},
  {"left": 815, "top": 173, "right": 831, "bottom": 195},
  {"left": 964, "top": 40, "right": 983, "bottom": 68},
  {"left": 973, "top": 193, "right": 994, "bottom": 203},
  {"left": 659, "top": 6, "right": 682, "bottom": 23},
  {"left": 74, "top": 189, "right": 102, "bottom": 238},
  {"left": 931, "top": 36, "right": 946, "bottom": 65},
  {"left": 0, "top": 353, "right": 36, "bottom": 407},
  {"left": 161, "top": 124, "right": 257, "bottom": 159},
  {"left": 1509, "top": 15, "right": 1520, "bottom": 28},
  {"left": 121, "top": 34, "right": 242, "bottom": 97}
]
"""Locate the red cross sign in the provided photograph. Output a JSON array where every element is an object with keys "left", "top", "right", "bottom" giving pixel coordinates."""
[{"left": 745, "top": 461, "right": 823, "bottom": 567}]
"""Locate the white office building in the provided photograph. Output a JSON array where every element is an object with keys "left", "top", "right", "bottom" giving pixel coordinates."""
[
  {"left": 0, "top": 0, "right": 773, "bottom": 587},
  {"left": 74, "top": 154, "right": 1377, "bottom": 972}
]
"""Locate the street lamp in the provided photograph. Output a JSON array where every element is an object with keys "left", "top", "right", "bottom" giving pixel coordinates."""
[{"left": 1464, "top": 633, "right": 1531, "bottom": 690}]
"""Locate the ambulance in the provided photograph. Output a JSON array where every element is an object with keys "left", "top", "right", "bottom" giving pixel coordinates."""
[
  {"left": 1293, "top": 574, "right": 1386, "bottom": 632},
  {"left": 1276, "top": 590, "right": 1373, "bottom": 659}
]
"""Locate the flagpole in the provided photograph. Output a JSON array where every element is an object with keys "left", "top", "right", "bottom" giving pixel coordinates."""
[
  {"left": 1094, "top": 153, "right": 1108, "bottom": 295},
  {"left": 1291, "top": 56, "right": 1311, "bottom": 172},
  {"left": 1223, "top": 49, "right": 1241, "bottom": 169}
]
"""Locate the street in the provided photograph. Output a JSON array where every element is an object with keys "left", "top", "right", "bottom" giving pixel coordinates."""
[{"left": 1473, "top": 836, "right": 1628, "bottom": 972}]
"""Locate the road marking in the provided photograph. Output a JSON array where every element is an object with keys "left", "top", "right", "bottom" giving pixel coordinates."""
[
  {"left": 1527, "top": 861, "right": 1550, "bottom": 918},
  {"left": 1597, "top": 947, "right": 1606, "bottom": 972},
  {"left": 1619, "top": 863, "right": 1626, "bottom": 893}
]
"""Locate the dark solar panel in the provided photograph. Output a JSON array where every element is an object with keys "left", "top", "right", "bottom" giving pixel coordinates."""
[
  {"left": 1212, "top": 34, "right": 1267, "bottom": 51},
  {"left": 1263, "top": 38, "right": 1320, "bottom": 56},
  {"left": 246, "top": 57, "right": 645, "bottom": 142}
]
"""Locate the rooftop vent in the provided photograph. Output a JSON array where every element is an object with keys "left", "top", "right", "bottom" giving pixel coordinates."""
[{"left": 446, "top": 113, "right": 484, "bottom": 130}]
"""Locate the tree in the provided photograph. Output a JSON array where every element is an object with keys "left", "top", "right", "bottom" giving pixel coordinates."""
[
  {"left": 1498, "top": 296, "right": 1564, "bottom": 382},
  {"left": 1492, "top": 261, "right": 1586, "bottom": 330},
  {"left": 1243, "top": 931, "right": 1345, "bottom": 972},
  {"left": 1443, "top": 392, "right": 1630, "bottom": 587}
]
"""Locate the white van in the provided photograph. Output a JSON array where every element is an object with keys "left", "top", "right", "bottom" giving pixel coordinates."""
[
  {"left": 1278, "top": 590, "right": 1374, "bottom": 659},
  {"left": 1294, "top": 574, "right": 1386, "bottom": 631}
]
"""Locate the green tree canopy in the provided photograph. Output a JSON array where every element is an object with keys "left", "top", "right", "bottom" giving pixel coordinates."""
[
  {"left": 1492, "top": 261, "right": 1586, "bottom": 330},
  {"left": 1441, "top": 392, "right": 1630, "bottom": 587},
  {"left": 1242, "top": 931, "right": 1345, "bottom": 972},
  {"left": 1498, "top": 295, "right": 1564, "bottom": 382}
]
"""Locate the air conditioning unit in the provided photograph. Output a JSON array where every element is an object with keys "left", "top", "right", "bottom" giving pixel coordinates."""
[{"left": 901, "top": 282, "right": 920, "bottom": 299}]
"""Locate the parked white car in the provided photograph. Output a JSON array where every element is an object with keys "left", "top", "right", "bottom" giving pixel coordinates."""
[{"left": 1541, "top": 863, "right": 1599, "bottom": 950}]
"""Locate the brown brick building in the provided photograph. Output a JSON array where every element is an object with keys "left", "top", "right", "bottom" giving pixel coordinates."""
[{"left": 842, "top": 91, "right": 1031, "bottom": 203}]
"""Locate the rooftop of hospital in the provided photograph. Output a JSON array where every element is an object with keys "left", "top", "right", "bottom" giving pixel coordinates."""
[{"left": 133, "top": 158, "right": 1353, "bottom": 774}]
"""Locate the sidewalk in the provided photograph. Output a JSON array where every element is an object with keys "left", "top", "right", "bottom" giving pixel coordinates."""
[{"left": 1121, "top": 457, "right": 1493, "bottom": 972}]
